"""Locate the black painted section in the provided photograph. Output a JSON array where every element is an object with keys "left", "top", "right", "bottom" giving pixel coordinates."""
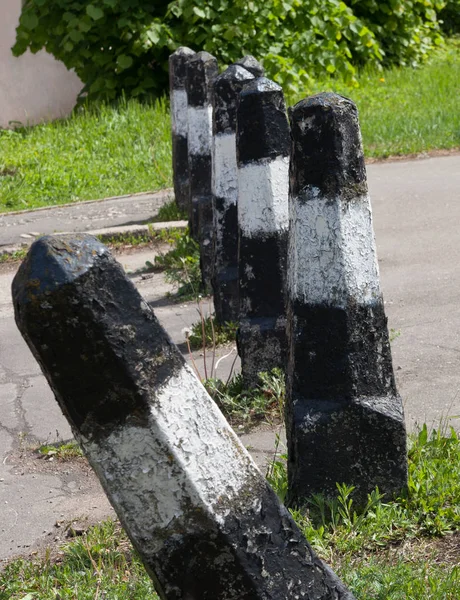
[
  {"left": 288, "top": 301, "right": 396, "bottom": 401},
  {"left": 169, "top": 46, "right": 195, "bottom": 89},
  {"left": 12, "top": 235, "right": 183, "bottom": 440},
  {"left": 289, "top": 93, "right": 368, "bottom": 200},
  {"left": 239, "top": 232, "right": 287, "bottom": 318},
  {"left": 197, "top": 193, "right": 214, "bottom": 290},
  {"left": 186, "top": 51, "right": 219, "bottom": 107},
  {"left": 286, "top": 392, "right": 408, "bottom": 508},
  {"left": 212, "top": 199, "right": 239, "bottom": 323},
  {"left": 213, "top": 66, "right": 254, "bottom": 135},
  {"left": 171, "top": 135, "right": 190, "bottom": 212},
  {"left": 189, "top": 154, "right": 212, "bottom": 244},
  {"left": 237, "top": 77, "right": 290, "bottom": 165},
  {"left": 237, "top": 317, "right": 287, "bottom": 388},
  {"left": 235, "top": 55, "right": 265, "bottom": 77},
  {"left": 155, "top": 479, "right": 355, "bottom": 599}
]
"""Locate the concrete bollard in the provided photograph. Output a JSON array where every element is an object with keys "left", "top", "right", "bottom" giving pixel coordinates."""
[
  {"left": 286, "top": 93, "right": 408, "bottom": 507},
  {"left": 236, "top": 77, "right": 290, "bottom": 388},
  {"left": 169, "top": 47, "right": 196, "bottom": 214},
  {"left": 211, "top": 65, "right": 254, "bottom": 325},
  {"left": 12, "top": 234, "right": 356, "bottom": 600},
  {"left": 187, "top": 51, "right": 219, "bottom": 289},
  {"left": 235, "top": 55, "right": 265, "bottom": 77}
]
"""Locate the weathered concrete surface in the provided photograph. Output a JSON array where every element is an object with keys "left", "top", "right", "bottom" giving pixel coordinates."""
[
  {"left": 0, "top": 247, "right": 241, "bottom": 565},
  {"left": 237, "top": 78, "right": 290, "bottom": 387},
  {"left": 12, "top": 234, "right": 354, "bottom": 599},
  {"left": 0, "top": 189, "right": 173, "bottom": 249},
  {"left": 0, "top": 153, "right": 459, "bottom": 563},
  {"left": 286, "top": 94, "right": 407, "bottom": 505}
]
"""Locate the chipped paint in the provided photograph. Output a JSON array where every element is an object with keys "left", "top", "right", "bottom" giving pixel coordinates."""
[
  {"left": 188, "top": 106, "right": 213, "bottom": 155},
  {"left": 172, "top": 89, "right": 188, "bottom": 138},
  {"left": 288, "top": 188, "right": 381, "bottom": 308},
  {"left": 238, "top": 156, "right": 289, "bottom": 236},
  {"left": 213, "top": 132, "right": 237, "bottom": 202}
]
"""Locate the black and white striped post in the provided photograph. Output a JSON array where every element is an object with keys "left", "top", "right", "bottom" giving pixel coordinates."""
[
  {"left": 211, "top": 65, "right": 254, "bottom": 325},
  {"left": 187, "top": 51, "right": 219, "bottom": 289},
  {"left": 286, "top": 93, "right": 407, "bottom": 507},
  {"left": 236, "top": 78, "right": 290, "bottom": 388},
  {"left": 13, "top": 234, "right": 356, "bottom": 600},
  {"left": 169, "top": 46, "right": 195, "bottom": 214},
  {"left": 235, "top": 55, "right": 264, "bottom": 77}
]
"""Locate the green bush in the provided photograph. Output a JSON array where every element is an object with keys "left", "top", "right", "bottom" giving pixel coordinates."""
[
  {"left": 439, "top": 0, "right": 460, "bottom": 33},
  {"left": 350, "top": 0, "right": 446, "bottom": 65},
  {"left": 13, "top": 0, "right": 449, "bottom": 102}
]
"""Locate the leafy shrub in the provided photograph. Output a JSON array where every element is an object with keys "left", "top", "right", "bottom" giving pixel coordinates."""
[
  {"left": 13, "top": 0, "right": 450, "bottom": 102},
  {"left": 439, "top": 0, "right": 460, "bottom": 33},
  {"left": 350, "top": 0, "right": 446, "bottom": 66}
]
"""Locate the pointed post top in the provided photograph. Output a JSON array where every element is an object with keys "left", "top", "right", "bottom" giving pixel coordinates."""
[
  {"left": 289, "top": 92, "right": 367, "bottom": 199},
  {"left": 213, "top": 65, "right": 254, "bottom": 135},
  {"left": 237, "top": 77, "right": 290, "bottom": 164},
  {"left": 235, "top": 55, "right": 265, "bottom": 77}
]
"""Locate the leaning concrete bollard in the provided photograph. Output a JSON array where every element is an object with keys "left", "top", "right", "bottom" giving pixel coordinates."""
[
  {"left": 13, "top": 234, "right": 356, "bottom": 600},
  {"left": 235, "top": 55, "right": 265, "bottom": 77},
  {"left": 211, "top": 65, "right": 254, "bottom": 325},
  {"left": 187, "top": 51, "right": 219, "bottom": 289},
  {"left": 286, "top": 93, "right": 408, "bottom": 507},
  {"left": 236, "top": 78, "right": 290, "bottom": 387},
  {"left": 169, "top": 47, "right": 196, "bottom": 214}
]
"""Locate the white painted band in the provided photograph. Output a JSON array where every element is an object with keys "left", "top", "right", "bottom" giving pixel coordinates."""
[
  {"left": 81, "top": 363, "right": 259, "bottom": 555},
  {"left": 212, "top": 132, "right": 238, "bottom": 202},
  {"left": 171, "top": 89, "right": 188, "bottom": 137},
  {"left": 287, "top": 187, "right": 381, "bottom": 307},
  {"left": 188, "top": 106, "right": 213, "bottom": 155},
  {"left": 238, "top": 156, "right": 289, "bottom": 236}
]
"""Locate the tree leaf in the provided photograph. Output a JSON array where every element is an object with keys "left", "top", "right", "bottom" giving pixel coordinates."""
[
  {"left": 21, "top": 12, "right": 39, "bottom": 31},
  {"left": 86, "top": 5, "right": 104, "bottom": 20},
  {"left": 117, "top": 54, "right": 133, "bottom": 70}
]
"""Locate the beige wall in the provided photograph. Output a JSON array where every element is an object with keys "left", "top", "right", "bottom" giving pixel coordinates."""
[{"left": 0, "top": 0, "right": 83, "bottom": 127}]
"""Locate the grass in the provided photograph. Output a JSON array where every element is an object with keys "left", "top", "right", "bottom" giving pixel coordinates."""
[
  {"left": 1, "top": 39, "right": 458, "bottom": 214},
  {"left": 289, "top": 38, "right": 460, "bottom": 159},
  {"left": 0, "top": 97, "right": 172, "bottom": 213},
  {"left": 149, "top": 199, "right": 187, "bottom": 223},
  {"left": 3, "top": 423, "right": 460, "bottom": 598}
]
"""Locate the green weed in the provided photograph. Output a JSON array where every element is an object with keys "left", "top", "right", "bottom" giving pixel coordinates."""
[
  {"left": 205, "top": 368, "right": 285, "bottom": 428},
  {"left": 153, "top": 229, "right": 201, "bottom": 299},
  {"left": 37, "top": 441, "right": 83, "bottom": 461},
  {"left": 0, "top": 248, "right": 28, "bottom": 264},
  {"left": 186, "top": 316, "right": 237, "bottom": 350}
]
